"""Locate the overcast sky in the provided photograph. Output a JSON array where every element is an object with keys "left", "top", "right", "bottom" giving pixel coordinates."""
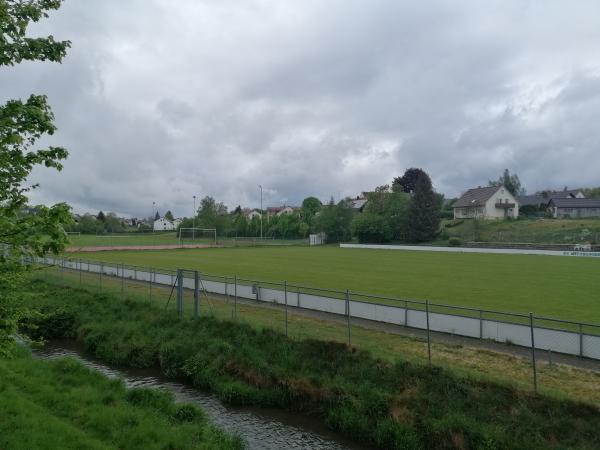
[{"left": 2, "top": 0, "right": 600, "bottom": 218}]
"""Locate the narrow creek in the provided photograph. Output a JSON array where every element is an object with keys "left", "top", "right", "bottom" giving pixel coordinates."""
[{"left": 32, "top": 340, "right": 371, "bottom": 450}]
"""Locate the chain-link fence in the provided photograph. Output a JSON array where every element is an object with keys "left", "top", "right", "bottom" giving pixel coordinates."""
[{"left": 28, "top": 255, "right": 600, "bottom": 402}]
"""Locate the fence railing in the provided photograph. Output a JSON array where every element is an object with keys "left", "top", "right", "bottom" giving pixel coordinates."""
[{"left": 30, "top": 255, "right": 600, "bottom": 367}]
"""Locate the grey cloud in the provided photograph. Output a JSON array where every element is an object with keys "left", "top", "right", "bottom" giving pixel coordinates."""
[{"left": 2, "top": 0, "right": 600, "bottom": 217}]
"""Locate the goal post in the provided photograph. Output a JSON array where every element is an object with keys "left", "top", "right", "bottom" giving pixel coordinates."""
[{"left": 178, "top": 228, "right": 217, "bottom": 246}]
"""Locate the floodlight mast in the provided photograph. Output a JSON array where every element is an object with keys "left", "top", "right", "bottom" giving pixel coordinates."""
[
  {"left": 193, "top": 195, "right": 196, "bottom": 240},
  {"left": 259, "top": 185, "right": 263, "bottom": 240}
]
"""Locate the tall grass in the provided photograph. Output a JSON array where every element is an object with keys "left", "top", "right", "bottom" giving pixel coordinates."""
[
  {"left": 21, "top": 279, "right": 600, "bottom": 450},
  {"left": 0, "top": 348, "right": 243, "bottom": 450}
]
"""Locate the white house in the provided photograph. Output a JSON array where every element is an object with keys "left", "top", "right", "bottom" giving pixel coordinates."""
[
  {"left": 453, "top": 185, "right": 519, "bottom": 220},
  {"left": 153, "top": 217, "right": 175, "bottom": 231},
  {"left": 172, "top": 218, "right": 182, "bottom": 229},
  {"left": 266, "top": 206, "right": 298, "bottom": 218},
  {"left": 246, "top": 209, "right": 262, "bottom": 220}
]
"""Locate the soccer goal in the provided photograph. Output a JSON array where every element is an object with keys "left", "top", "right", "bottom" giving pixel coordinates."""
[{"left": 178, "top": 228, "right": 217, "bottom": 246}]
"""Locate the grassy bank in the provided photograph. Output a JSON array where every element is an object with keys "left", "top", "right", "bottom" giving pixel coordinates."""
[
  {"left": 0, "top": 349, "right": 243, "bottom": 450},
  {"left": 20, "top": 279, "right": 600, "bottom": 450},
  {"left": 68, "top": 245, "right": 600, "bottom": 322},
  {"left": 442, "top": 218, "right": 600, "bottom": 244}
]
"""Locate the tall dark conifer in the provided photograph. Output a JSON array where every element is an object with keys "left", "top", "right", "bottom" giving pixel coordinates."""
[{"left": 408, "top": 172, "right": 440, "bottom": 242}]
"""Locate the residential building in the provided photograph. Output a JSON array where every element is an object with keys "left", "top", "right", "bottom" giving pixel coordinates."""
[
  {"left": 453, "top": 185, "right": 519, "bottom": 220},
  {"left": 266, "top": 206, "right": 298, "bottom": 218},
  {"left": 349, "top": 195, "right": 368, "bottom": 212},
  {"left": 518, "top": 189, "right": 585, "bottom": 209},
  {"left": 153, "top": 217, "right": 175, "bottom": 231},
  {"left": 547, "top": 198, "right": 600, "bottom": 218},
  {"left": 245, "top": 209, "right": 262, "bottom": 220}
]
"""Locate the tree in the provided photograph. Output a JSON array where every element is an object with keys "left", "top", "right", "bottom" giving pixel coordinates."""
[
  {"left": 78, "top": 214, "right": 102, "bottom": 234},
  {"left": 351, "top": 213, "right": 392, "bottom": 243},
  {"left": 197, "top": 196, "right": 228, "bottom": 234},
  {"left": 164, "top": 210, "right": 174, "bottom": 221},
  {"left": 103, "top": 213, "right": 123, "bottom": 233},
  {"left": 393, "top": 168, "right": 429, "bottom": 194},
  {"left": 97, "top": 210, "right": 105, "bottom": 222},
  {"left": 154, "top": 211, "right": 160, "bottom": 221},
  {"left": 315, "top": 198, "right": 353, "bottom": 242},
  {"left": 363, "top": 186, "right": 410, "bottom": 241},
  {"left": 583, "top": 187, "right": 600, "bottom": 198},
  {"left": 0, "top": 0, "right": 71, "bottom": 356},
  {"left": 489, "top": 169, "right": 525, "bottom": 196},
  {"left": 407, "top": 171, "right": 441, "bottom": 242}
]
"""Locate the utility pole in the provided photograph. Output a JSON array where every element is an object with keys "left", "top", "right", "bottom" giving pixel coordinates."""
[
  {"left": 259, "top": 185, "right": 263, "bottom": 240},
  {"left": 193, "top": 195, "right": 196, "bottom": 240}
]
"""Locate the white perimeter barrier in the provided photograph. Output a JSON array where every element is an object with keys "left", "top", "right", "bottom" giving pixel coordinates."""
[
  {"left": 40, "top": 257, "right": 600, "bottom": 361},
  {"left": 340, "top": 243, "right": 600, "bottom": 258}
]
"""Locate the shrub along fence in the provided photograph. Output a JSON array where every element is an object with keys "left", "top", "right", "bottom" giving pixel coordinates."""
[{"left": 31, "top": 255, "right": 600, "bottom": 394}]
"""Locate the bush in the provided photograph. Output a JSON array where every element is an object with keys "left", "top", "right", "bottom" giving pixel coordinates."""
[
  {"left": 351, "top": 213, "right": 392, "bottom": 243},
  {"left": 445, "top": 219, "right": 464, "bottom": 228},
  {"left": 448, "top": 237, "right": 462, "bottom": 247}
]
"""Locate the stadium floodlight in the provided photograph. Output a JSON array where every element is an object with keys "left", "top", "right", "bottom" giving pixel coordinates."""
[
  {"left": 193, "top": 195, "right": 196, "bottom": 240},
  {"left": 259, "top": 185, "right": 263, "bottom": 240},
  {"left": 178, "top": 228, "right": 217, "bottom": 246}
]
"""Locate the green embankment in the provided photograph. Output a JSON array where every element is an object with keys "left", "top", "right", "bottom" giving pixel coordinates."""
[
  {"left": 0, "top": 349, "right": 243, "bottom": 450},
  {"left": 442, "top": 218, "right": 600, "bottom": 244},
  {"left": 20, "top": 280, "right": 600, "bottom": 450},
  {"left": 69, "top": 245, "right": 600, "bottom": 323}
]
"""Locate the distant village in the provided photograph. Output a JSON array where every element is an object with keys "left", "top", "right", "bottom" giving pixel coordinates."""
[{"left": 69, "top": 183, "right": 600, "bottom": 238}]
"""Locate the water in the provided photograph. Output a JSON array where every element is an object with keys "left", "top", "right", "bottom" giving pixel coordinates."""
[{"left": 32, "top": 341, "right": 370, "bottom": 450}]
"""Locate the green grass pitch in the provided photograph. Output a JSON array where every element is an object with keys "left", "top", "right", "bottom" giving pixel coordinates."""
[{"left": 68, "top": 245, "right": 600, "bottom": 323}]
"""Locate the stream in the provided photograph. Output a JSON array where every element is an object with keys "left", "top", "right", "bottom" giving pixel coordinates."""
[{"left": 32, "top": 340, "right": 371, "bottom": 450}]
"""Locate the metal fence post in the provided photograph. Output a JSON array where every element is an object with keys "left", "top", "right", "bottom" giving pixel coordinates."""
[
  {"left": 234, "top": 275, "right": 237, "bottom": 320},
  {"left": 404, "top": 300, "right": 408, "bottom": 326},
  {"left": 426, "top": 300, "right": 432, "bottom": 365},
  {"left": 284, "top": 281, "right": 288, "bottom": 337},
  {"left": 479, "top": 309, "right": 483, "bottom": 339},
  {"left": 194, "top": 270, "right": 199, "bottom": 319},
  {"left": 149, "top": 267, "right": 152, "bottom": 301},
  {"left": 121, "top": 263, "right": 125, "bottom": 299},
  {"left": 346, "top": 289, "right": 351, "bottom": 346},
  {"left": 79, "top": 258, "right": 82, "bottom": 285},
  {"left": 579, "top": 323, "right": 584, "bottom": 358},
  {"left": 99, "top": 262, "right": 103, "bottom": 291},
  {"left": 529, "top": 312, "right": 538, "bottom": 393},
  {"left": 177, "top": 269, "right": 183, "bottom": 319}
]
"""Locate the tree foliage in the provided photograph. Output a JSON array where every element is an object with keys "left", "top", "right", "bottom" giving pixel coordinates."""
[
  {"left": 315, "top": 198, "right": 353, "bottom": 243},
  {"left": 407, "top": 172, "right": 441, "bottom": 242},
  {"left": 393, "top": 168, "right": 429, "bottom": 194},
  {"left": 164, "top": 210, "right": 174, "bottom": 221},
  {"left": 489, "top": 169, "right": 525, "bottom": 196},
  {"left": 364, "top": 186, "right": 410, "bottom": 240},
  {"left": 0, "top": 0, "right": 71, "bottom": 356},
  {"left": 351, "top": 213, "right": 391, "bottom": 243}
]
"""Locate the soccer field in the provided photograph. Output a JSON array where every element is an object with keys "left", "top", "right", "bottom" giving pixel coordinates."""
[{"left": 68, "top": 245, "right": 600, "bottom": 323}]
